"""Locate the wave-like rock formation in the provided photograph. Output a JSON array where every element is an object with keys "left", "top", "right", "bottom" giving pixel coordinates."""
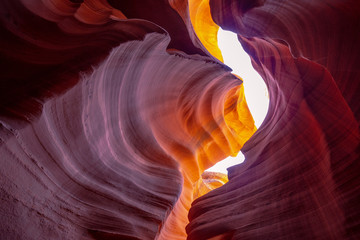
[
  {"left": 187, "top": 0, "right": 360, "bottom": 239},
  {"left": 1, "top": 0, "right": 359, "bottom": 239}
]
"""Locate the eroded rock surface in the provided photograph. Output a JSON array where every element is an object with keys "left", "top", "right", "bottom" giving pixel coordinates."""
[
  {"left": 187, "top": 0, "right": 360, "bottom": 239},
  {"left": 1, "top": 0, "right": 359, "bottom": 239}
]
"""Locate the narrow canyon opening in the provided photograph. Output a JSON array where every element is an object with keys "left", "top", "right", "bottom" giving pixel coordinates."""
[{"left": 205, "top": 28, "right": 269, "bottom": 174}]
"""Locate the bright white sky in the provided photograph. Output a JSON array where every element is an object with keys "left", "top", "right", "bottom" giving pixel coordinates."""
[{"left": 205, "top": 28, "right": 269, "bottom": 174}]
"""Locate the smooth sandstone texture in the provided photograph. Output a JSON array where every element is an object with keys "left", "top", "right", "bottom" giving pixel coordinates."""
[
  {"left": 1, "top": 0, "right": 360, "bottom": 240},
  {"left": 0, "top": 31, "right": 249, "bottom": 239},
  {"left": 187, "top": 0, "right": 360, "bottom": 239},
  {"left": 1, "top": 1, "right": 255, "bottom": 239}
]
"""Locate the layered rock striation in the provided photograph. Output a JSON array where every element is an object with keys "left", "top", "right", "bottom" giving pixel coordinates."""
[
  {"left": 1, "top": 0, "right": 359, "bottom": 239},
  {"left": 187, "top": 0, "right": 360, "bottom": 239}
]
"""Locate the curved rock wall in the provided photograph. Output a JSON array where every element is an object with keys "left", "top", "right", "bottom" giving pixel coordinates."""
[
  {"left": 1, "top": 0, "right": 359, "bottom": 239},
  {"left": 187, "top": 0, "right": 360, "bottom": 239}
]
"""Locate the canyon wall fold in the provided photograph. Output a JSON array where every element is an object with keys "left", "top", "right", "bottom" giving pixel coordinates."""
[
  {"left": 1, "top": 0, "right": 360, "bottom": 239},
  {"left": 1, "top": 1, "right": 255, "bottom": 239},
  {"left": 187, "top": 0, "right": 360, "bottom": 239}
]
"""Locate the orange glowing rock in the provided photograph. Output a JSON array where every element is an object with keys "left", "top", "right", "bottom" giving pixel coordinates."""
[
  {"left": 188, "top": 0, "right": 256, "bottom": 161},
  {"left": 193, "top": 171, "right": 229, "bottom": 199},
  {"left": 0, "top": 0, "right": 257, "bottom": 238},
  {"left": 223, "top": 84, "right": 257, "bottom": 156}
]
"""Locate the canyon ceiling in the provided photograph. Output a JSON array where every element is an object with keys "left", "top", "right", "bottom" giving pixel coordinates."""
[{"left": 1, "top": 0, "right": 359, "bottom": 239}]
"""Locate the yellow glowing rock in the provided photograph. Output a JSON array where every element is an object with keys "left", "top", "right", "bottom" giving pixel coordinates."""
[
  {"left": 189, "top": 0, "right": 224, "bottom": 62},
  {"left": 223, "top": 83, "right": 257, "bottom": 156}
]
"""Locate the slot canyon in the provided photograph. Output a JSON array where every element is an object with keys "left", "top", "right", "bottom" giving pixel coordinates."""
[{"left": 0, "top": 0, "right": 359, "bottom": 239}]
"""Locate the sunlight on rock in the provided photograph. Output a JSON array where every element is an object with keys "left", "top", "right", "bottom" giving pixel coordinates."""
[
  {"left": 206, "top": 152, "right": 245, "bottom": 174},
  {"left": 218, "top": 28, "right": 269, "bottom": 129},
  {"left": 206, "top": 28, "right": 269, "bottom": 174}
]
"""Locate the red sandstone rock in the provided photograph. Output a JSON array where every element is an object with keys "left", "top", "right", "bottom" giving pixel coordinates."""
[
  {"left": 187, "top": 0, "right": 360, "bottom": 239},
  {"left": 1, "top": 1, "right": 250, "bottom": 238},
  {"left": 1, "top": 0, "right": 359, "bottom": 239}
]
